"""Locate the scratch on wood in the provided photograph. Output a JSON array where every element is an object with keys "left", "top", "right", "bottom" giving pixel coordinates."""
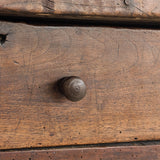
[
  {"left": 124, "top": 0, "right": 150, "bottom": 17},
  {"left": 15, "top": 119, "right": 21, "bottom": 132},
  {"left": 42, "top": 0, "right": 55, "bottom": 12}
]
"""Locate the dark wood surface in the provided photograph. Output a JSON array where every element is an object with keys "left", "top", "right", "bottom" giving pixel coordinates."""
[
  {"left": 1, "top": 145, "right": 160, "bottom": 160},
  {"left": 1, "top": 0, "right": 160, "bottom": 21},
  {"left": 1, "top": 22, "right": 160, "bottom": 149}
]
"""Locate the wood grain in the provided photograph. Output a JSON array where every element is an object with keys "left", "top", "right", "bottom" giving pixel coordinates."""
[
  {"left": 1, "top": 0, "right": 160, "bottom": 21},
  {"left": 1, "top": 145, "right": 160, "bottom": 160},
  {"left": 1, "top": 22, "right": 160, "bottom": 149}
]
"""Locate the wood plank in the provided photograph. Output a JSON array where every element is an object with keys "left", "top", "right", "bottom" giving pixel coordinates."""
[
  {"left": 1, "top": 22, "right": 160, "bottom": 149},
  {"left": 0, "top": 0, "right": 160, "bottom": 21},
  {"left": 1, "top": 145, "right": 160, "bottom": 160}
]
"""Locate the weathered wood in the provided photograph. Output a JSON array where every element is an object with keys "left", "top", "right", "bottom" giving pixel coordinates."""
[
  {"left": 1, "top": 22, "right": 160, "bottom": 149},
  {"left": 1, "top": 145, "right": 160, "bottom": 160},
  {"left": 0, "top": 0, "right": 160, "bottom": 21}
]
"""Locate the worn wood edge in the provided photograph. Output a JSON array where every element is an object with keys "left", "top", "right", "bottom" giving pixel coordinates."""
[
  {"left": 1, "top": 10, "right": 160, "bottom": 23},
  {"left": 1, "top": 0, "right": 160, "bottom": 22},
  {"left": 1, "top": 140, "right": 160, "bottom": 152},
  {"left": 0, "top": 145, "right": 160, "bottom": 160}
]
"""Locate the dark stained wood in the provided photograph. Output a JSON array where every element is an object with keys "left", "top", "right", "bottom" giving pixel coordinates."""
[
  {"left": 1, "top": 0, "right": 160, "bottom": 21},
  {"left": 1, "top": 22, "right": 160, "bottom": 149},
  {"left": 1, "top": 145, "right": 160, "bottom": 160}
]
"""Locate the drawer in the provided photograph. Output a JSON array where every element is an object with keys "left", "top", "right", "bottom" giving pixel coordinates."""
[
  {"left": 0, "top": 0, "right": 160, "bottom": 22},
  {"left": 1, "top": 22, "right": 160, "bottom": 149}
]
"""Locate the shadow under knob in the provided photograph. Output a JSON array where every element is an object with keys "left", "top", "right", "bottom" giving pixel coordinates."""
[{"left": 59, "top": 76, "right": 86, "bottom": 102}]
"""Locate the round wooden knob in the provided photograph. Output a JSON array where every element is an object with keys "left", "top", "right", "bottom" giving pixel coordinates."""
[{"left": 59, "top": 76, "right": 86, "bottom": 102}]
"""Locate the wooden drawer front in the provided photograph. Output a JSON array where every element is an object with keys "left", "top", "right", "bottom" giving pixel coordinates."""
[
  {"left": 0, "top": 0, "right": 160, "bottom": 21},
  {"left": 1, "top": 22, "right": 160, "bottom": 149},
  {"left": 0, "top": 145, "right": 160, "bottom": 160}
]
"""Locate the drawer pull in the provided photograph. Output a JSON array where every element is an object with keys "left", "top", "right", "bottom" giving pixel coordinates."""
[{"left": 59, "top": 76, "right": 86, "bottom": 102}]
